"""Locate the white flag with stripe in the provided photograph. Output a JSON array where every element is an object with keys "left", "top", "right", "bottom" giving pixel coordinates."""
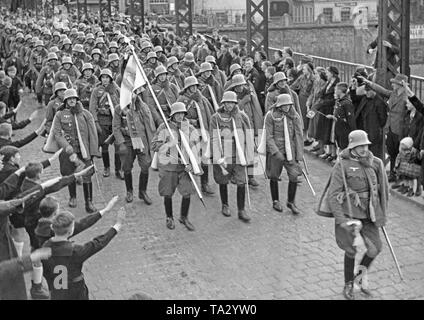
[{"left": 120, "top": 54, "right": 146, "bottom": 110}]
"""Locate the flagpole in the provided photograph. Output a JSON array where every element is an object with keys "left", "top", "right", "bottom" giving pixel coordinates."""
[{"left": 129, "top": 48, "right": 206, "bottom": 208}]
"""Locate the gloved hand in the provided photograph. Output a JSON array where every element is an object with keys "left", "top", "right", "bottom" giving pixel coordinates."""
[{"left": 65, "top": 145, "right": 74, "bottom": 154}]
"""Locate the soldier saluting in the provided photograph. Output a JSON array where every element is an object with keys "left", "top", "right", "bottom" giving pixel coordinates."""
[{"left": 317, "top": 130, "right": 389, "bottom": 300}]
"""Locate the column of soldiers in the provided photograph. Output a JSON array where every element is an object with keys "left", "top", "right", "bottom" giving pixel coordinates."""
[{"left": 0, "top": 9, "right": 392, "bottom": 300}]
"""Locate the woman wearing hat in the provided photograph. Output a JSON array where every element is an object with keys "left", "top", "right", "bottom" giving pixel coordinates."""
[
  {"left": 360, "top": 73, "right": 410, "bottom": 182},
  {"left": 177, "top": 76, "right": 215, "bottom": 195},
  {"left": 167, "top": 56, "right": 185, "bottom": 91},
  {"left": 89, "top": 68, "right": 121, "bottom": 179},
  {"left": 35, "top": 52, "right": 60, "bottom": 106},
  {"left": 76, "top": 63, "right": 97, "bottom": 111},
  {"left": 313, "top": 66, "right": 340, "bottom": 161},
  {"left": 52, "top": 88, "right": 99, "bottom": 213},
  {"left": 151, "top": 102, "right": 201, "bottom": 231},
  {"left": 143, "top": 65, "right": 179, "bottom": 118},
  {"left": 209, "top": 91, "right": 253, "bottom": 222}
]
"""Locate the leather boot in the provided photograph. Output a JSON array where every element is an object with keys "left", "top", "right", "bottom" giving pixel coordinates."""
[
  {"left": 164, "top": 197, "right": 174, "bottom": 230},
  {"left": 68, "top": 182, "right": 77, "bottom": 208},
  {"left": 124, "top": 172, "right": 133, "bottom": 203},
  {"left": 343, "top": 281, "right": 355, "bottom": 300},
  {"left": 138, "top": 172, "right": 152, "bottom": 205},
  {"left": 83, "top": 183, "right": 97, "bottom": 213},
  {"left": 270, "top": 180, "right": 282, "bottom": 212},
  {"left": 219, "top": 184, "right": 230, "bottom": 216},
  {"left": 179, "top": 197, "right": 195, "bottom": 231},
  {"left": 237, "top": 185, "right": 250, "bottom": 222},
  {"left": 287, "top": 181, "right": 301, "bottom": 215},
  {"left": 114, "top": 153, "right": 124, "bottom": 180},
  {"left": 201, "top": 164, "right": 215, "bottom": 195},
  {"left": 102, "top": 151, "right": 110, "bottom": 177}
]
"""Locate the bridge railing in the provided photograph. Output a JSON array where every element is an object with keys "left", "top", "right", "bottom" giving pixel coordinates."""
[{"left": 226, "top": 39, "right": 424, "bottom": 100}]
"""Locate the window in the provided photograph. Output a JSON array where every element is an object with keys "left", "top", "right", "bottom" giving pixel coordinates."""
[
  {"left": 270, "top": 1, "right": 290, "bottom": 18},
  {"left": 341, "top": 7, "right": 351, "bottom": 22},
  {"left": 323, "top": 7, "right": 333, "bottom": 22}
]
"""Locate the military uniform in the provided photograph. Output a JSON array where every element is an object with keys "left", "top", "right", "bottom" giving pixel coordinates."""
[
  {"left": 35, "top": 62, "right": 59, "bottom": 105},
  {"left": 317, "top": 130, "right": 389, "bottom": 300},
  {"left": 143, "top": 78, "right": 179, "bottom": 118},
  {"left": 113, "top": 96, "right": 162, "bottom": 204},
  {"left": 54, "top": 65, "right": 81, "bottom": 89},
  {"left": 76, "top": 75, "right": 97, "bottom": 110},
  {"left": 89, "top": 80, "right": 120, "bottom": 177}
]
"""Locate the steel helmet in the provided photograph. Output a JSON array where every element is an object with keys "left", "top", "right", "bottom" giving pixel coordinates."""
[
  {"left": 183, "top": 76, "right": 199, "bottom": 91},
  {"left": 99, "top": 68, "right": 113, "bottom": 80},
  {"left": 108, "top": 53, "right": 119, "bottom": 63},
  {"left": 53, "top": 31, "right": 60, "bottom": 37},
  {"left": 77, "top": 31, "right": 85, "bottom": 38},
  {"left": 62, "top": 38, "right": 72, "bottom": 46},
  {"left": 70, "top": 28, "right": 78, "bottom": 35},
  {"left": 91, "top": 48, "right": 102, "bottom": 56},
  {"left": 170, "top": 102, "right": 187, "bottom": 117},
  {"left": 82, "top": 63, "right": 94, "bottom": 72},
  {"left": 109, "top": 41, "right": 119, "bottom": 49},
  {"left": 54, "top": 82, "right": 67, "bottom": 93},
  {"left": 221, "top": 91, "right": 238, "bottom": 104},
  {"left": 184, "top": 52, "right": 195, "bottom": 63},
  {"left": 73, "top": 44, "right": 84, "bottom": 53},
  {"left": 154, "top": 45, "right": 163, "bottom": 53},
  {"left": 78, "top": 22, "right": 86, "bottom": 30},
  {"left": 95, "top": 38, "right": 105, "bottom": 45},
  {"left": 230, "top": 74, "right": 247, "bottom": 88},
  {"left": 273, "top": 72, "right": 288, "bottom": 85},
  {"left": 167, "top": 56, "right": 179, "bottom": 67},
  {"left": 199, "top": 62, "right": 213, "bottom": 74},
  {"left": 47, "top": 52, "right": 58, "bottom": 61},
  {"left": 205, "top": 55, "right": 217, "bottom": 65},
  {"left": 16, "top": 33, "right": 24, "bottom": 40},
  {"left": 275, "top": 94, "right": 293, "bottom": 107},
  {"left": 155, "top": 65, "right": 168, "bottom": 78},
  {"left": 98, "top": 31, "right": 105, "bottom": 38},
  {"left": 50, "top": 46, "right": 59, "bottom": 53},
  {"left": 64, "top": 89, "right": 79, "bottom": 101},
  {"left": 61, "top": 56, "right": 73, "bottom": 65},
  {"left": 25, "top": 34, "right": 32, "bottom": 41},
  {"left": 146, "top": 52, "right": 158, "bottom": 60},
  {"left": 229, "top": 64, "right": 242, "bottom": 76},
  {"left": 86, "top": 33, "right": 94, "bottom": 40},
  {"left": 347, "top": 130, "right": 371, "bottom": 150},
  {"left": 35, "top": 40, "right": 44, "bottom": 47},
  {"left": 141, "top": 41, "right": 152, "bottom": 51},
  {"left": 44, "top": 30, "right": 52, "bottom": 37}
]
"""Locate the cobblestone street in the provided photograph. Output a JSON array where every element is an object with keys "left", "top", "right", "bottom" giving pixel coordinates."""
[{"left": 16, "top": 94, "right": 424, "bottom": 300}]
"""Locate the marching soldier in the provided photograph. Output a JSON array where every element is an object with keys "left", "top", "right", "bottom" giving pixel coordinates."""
[
  {"left": 224, "top": 63, "right": 243, "bottom": 91},
  {"left": 90, "top": 48, "right": 106, "bottom": 78},
  {"left": 113, "top": 84, "right": 162, "bottom": 204},
  {"left": 83, "top": 33, "right": 95, "bottom": 56},
  {"left": 76, "top": 63, "right": 97, "bottom": 110},
  {"left": 72, "top": 44, "right": 89, "bottom": 72},
  {"left": 143, "top": 65, "right": 179, "bottom": 118},
  {"left": 206, "top": 55, "right": 226, "bottom": 89},
  {"left": 264, "top": 94, "right": 303, "bottom": 215},
  {"left": 94, "top": 38, "right": 108, "bottom": 57},
  {"left": 45, "top": 82, "right": 67, "bottom": 134},
  {"left": 144, "top": 52, "right": 160, "bottom": 83},
  {"left": 317, "top": 130, "right": 389, "bottom": 300},
  {"left": 106, "top": 53, "right": 121, "bottom": 81},
  {"left": 177, "top": 76, "right": 215, "bottom": 195},
  {"left": 35, "top": 52, "right": 60, "bottom": 106},
  {"left": 197, "top": 62, "right": 223, "bottom": 109},
  {"left": 51, "top": 89, "right": 100, "bottom": 213},
  {"left": 108, "top": 41, "right": 119, "bottom": 55},
  {"left": 228, "top": 74, "right": 263, "bottom": 187},
  {"left": 54, "top": 56, "right": 81, "bottom": 89},
  {"left": 151, "top": 102, "right": 201, "bottom": 231},
  {"left": 179, "top": 52, "right": 200, "bottom": 77},
  {"left": 89, "top": 69, "right": 121, "bottom": 179},
  {"left": 167, "top": 56, "right": 185, "bottom": 91},
  {"left": 60, "top": 38, "right": 73, "bottom": 58},
  {"left": 154, "top": 46, "right": 167, "bottom": 65},
  {"left": 210, "top": 91, "right": 253, "bottom": 222}
]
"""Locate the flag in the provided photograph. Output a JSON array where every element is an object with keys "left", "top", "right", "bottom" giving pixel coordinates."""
[{"left": 120, "top": 54, "right": 146, "bottom": 110}]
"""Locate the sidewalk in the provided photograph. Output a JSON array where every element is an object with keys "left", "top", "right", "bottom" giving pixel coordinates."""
[{"left": 304, "top": 145, "right": 424, "bottom": 210}]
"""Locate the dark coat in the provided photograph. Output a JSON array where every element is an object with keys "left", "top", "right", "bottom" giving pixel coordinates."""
[
  {"left": 351, "top": 90, "right": 388, "bottom": 159},
  {"left": 403, "top": 110, "right": 424, "bottom": 149},
  {"left": 334, "top": 95, "right": 356, "bottom": 149},
  {"left": 314, "top": 77, "right": 340, "bottom": 144}
]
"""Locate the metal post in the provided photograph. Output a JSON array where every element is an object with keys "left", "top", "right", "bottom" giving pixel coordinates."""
[
  {"left": 175, "top": 0, "right": 193, "bottom": 37},
  {"left": 246, "top": 0, "right": 269, "bottom": 57}
]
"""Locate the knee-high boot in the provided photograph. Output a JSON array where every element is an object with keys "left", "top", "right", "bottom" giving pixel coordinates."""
[
  {"left": 270, "top": 180, "right": 283, "bottom": 212},
  {"left": 179, "top": 196, "right": 195, "bottom": 231},
  {"left": 201, "top": 164, "right": 214, "bottom": 195},
  {"left": 219, "top": 184, "right": 230, "bottom": 216},
  {"left": 164, "top": 196, "right": 174, "bottom": 230},
  {"left": 237, "top": 185, "right": 250, "bottom": 222},
  {"left": 138, "top": 172, "right": 152, "bottom": 205},
  {"left": 102, "top": 151, "right": 110, "bottom": 177},
  {"left": 68, "top": 182, "right": 77, "bottom": 208},
  {"left": 114, "top": 153, "right": 123, "bottom": 179},
  {"left": 83, "top": 182, "right": 96, "bottom": 213},
  {"left": 124, "top": 172, "right": 133, "bottom": 203},
  {"left": 287, "top": 181, "right": 301, "bottom": 215}
]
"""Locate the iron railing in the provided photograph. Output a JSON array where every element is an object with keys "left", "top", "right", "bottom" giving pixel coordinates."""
[{"left": 227, "top": 39, "right": 424, "bottom": 100}]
